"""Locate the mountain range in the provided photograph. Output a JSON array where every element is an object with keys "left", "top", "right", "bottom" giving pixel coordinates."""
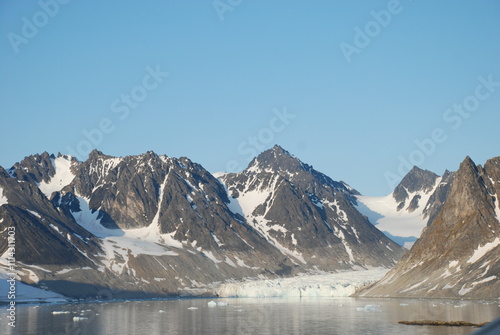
[
  {"left": 0, "top": 146, "right": 498, "bottom": 299},
  {"left": 0, "top": 146, "right": 403, "bottom": 299}
]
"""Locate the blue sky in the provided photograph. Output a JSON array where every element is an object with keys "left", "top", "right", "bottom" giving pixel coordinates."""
[{"left": 1, "top": 0, "right": 499, "bottom": 195}]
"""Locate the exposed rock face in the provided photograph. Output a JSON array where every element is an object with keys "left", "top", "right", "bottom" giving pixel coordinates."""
[
  {"left": 422, "top": 169, "right": 455, "bottom": 225},
  {"left": 8, "top": 152, "right": 58, "bottom": 184},
  {"left": 218, "top": 145, "right": 404, "bottom": 269},
  {"left": 0, "top": 165, "right": 100, "bottom": 267},
  {"left": 0, "top": 146, "right": 404, "bottom": 299},
  {"left": 358, "top": 156, "right": 500, "bottom": 299},
  {"left": 393, "top": 166, "right": 439, "bottom": 212}
]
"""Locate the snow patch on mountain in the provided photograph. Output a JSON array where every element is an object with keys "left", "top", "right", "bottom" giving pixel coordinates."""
[
  {"left": 496, "top": 201, "right": 500, "bottom": 224},
  {"left": 333, "top": 226, "right": 355, "bottom": 263},
  {"left": 38, "top": 156, "right": 75, "bottom": 198},
  {"left": 459, "top": 276, "right": 497, "bottom": 296},
  {"left": 234, "top": 185, "right": 274, "bottom": 218},
  {"left": 486, "top": 177, "right": 500, "bottom": 223},
  {"left": 0, "top": 187, "right": 8, "bottom": 206},
  {"left": 0, "top": 272, "right": 67, "bottom": 303},
  {"left": 70, "top": 196, "right": 180, "bottom": 274},
  {"left": 202, "top": 250, "right": 222, "bottom": 264},
  {"left": 26, "top": 209, "right": 42, "bottom": 218},
  {"left": 214, "top": 173, "right": 244, "bottom": 217},
  {"left": 151, "top": 174, "right": 168, "bottom": 225},
  {"left": 466, "top": 237, "right": 500, "bottom": 264},
  {"left": 89, "top": 157, "right": 122, "bottom": 180}
]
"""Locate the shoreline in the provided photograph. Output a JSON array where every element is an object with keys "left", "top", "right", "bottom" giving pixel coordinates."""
[{"left": 2, "top": 294, "right": 498, "bottom": 307}]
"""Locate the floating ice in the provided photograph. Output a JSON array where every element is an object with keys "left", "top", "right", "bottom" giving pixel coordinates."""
[
  {"left": 207, "top": 301, "right": 217, "bottom": 307},
  {"left": 357, "top": 304, "right": 381, "bottom": 312},
  {"left": 51, "top": 311, "right": 71, "bottom": 315}
]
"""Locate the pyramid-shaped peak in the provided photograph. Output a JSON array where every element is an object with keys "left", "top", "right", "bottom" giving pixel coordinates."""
[
  {"left": 270, "top": 144, "right": 290, "bottom": 155},
  {"left": 393, "top": 166, "right": 439, "bottom": 201},
  {"left": 451, "top": 156, "right": 480, "bottom": 187},
  {"left": 459, "top": 156, "right": 477, "bottom": 171},
  {"left": 255, "top": 145, "right": 293, "bottom": 160},
  {"left": 408, "top": 165, "right": 425, "bottom": 173},
  {"left": 246, "top": 145, "right": 306, "bottom": 174}
]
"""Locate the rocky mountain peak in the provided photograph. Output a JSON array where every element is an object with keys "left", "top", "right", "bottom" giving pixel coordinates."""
[
  {"left": 244, "top": 145, "right": 358, "bottom": 196},
  {"left": 246, "top": 145, "right": 305, "bottom": 174},
  {"left": 9, "top": 152, "right": 58, "bottom": 184},
  {"left": 141, "top": 150, "right": 159, "bottom": 159},
  {"left": 458, "top": 155, "right": 479, "bottom": 176},
  {"left": 88, "top": 149, "right": 111, "bottom": 161},
  {"left": 393, "top": 166, "right": 439, "bottom": 209}
]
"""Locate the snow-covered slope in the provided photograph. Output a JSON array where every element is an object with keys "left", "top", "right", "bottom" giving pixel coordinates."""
[
  {"left": 0, "top": 187, "right": 8, "bottom": 206},
  {"left": 356, "top": 179, "right": 441, "bottom": 248},
  {"left": 356, "top": 167, "right": 453, "bottom": 248},
  {"left": 38, "top": 156, "right": 76, "bottom": 198},
  {"left": 0, "top": 266, "right": 67, "bottom": 303}
]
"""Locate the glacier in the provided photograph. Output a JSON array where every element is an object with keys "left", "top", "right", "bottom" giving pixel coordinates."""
[{"left": 214, "top": 268, "right": 389, "bottom": 298}]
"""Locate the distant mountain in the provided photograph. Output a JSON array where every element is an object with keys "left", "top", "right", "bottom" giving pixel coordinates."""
[
  {"left": 217, "top": 145, "right": 404, "bottom": 270},
  {"left": 0, "top": 147, "right": 404, "bottom": 299},
  {"left": 357, "top": 156, "right": 500, "bottom": 299},
  {"left": 356, "top": 166, "right": 454, "bottom": 248}
]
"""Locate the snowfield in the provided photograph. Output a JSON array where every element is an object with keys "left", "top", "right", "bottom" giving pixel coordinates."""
[
  {"left": 214, "top": 268, "right": 389, "bottom": 298},
  {"left": 0, "top": 264, "right": 67, "bottom": 303},
  {"left": 356, "top": 194, "right": 428, "bottom": 239},
  {"left": 70, "top": 196, "right": 181, "bottom": 274},
  {"left": 38, "top": 156, "right": 76, "bottom": 198},
  {"left": 354, "top": 177, "right": 443, "bottom": 249}
]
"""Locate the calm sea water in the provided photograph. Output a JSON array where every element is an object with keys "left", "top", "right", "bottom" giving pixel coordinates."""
[{"left": 1, "top": 297, "right": 498, "bottom": 335}]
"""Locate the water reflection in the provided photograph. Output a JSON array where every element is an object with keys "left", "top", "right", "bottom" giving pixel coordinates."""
[{"left": 1, "top": 297, "right": 498, "bottom": 335}]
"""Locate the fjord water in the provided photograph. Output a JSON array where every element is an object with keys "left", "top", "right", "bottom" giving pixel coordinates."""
[{"left": 1, "top": 298, "right": 498, "bottom": 335}]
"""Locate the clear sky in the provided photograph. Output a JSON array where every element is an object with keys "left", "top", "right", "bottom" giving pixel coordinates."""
[{"left": 1, "top": 0, "right": 499, "bottom": 196}]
